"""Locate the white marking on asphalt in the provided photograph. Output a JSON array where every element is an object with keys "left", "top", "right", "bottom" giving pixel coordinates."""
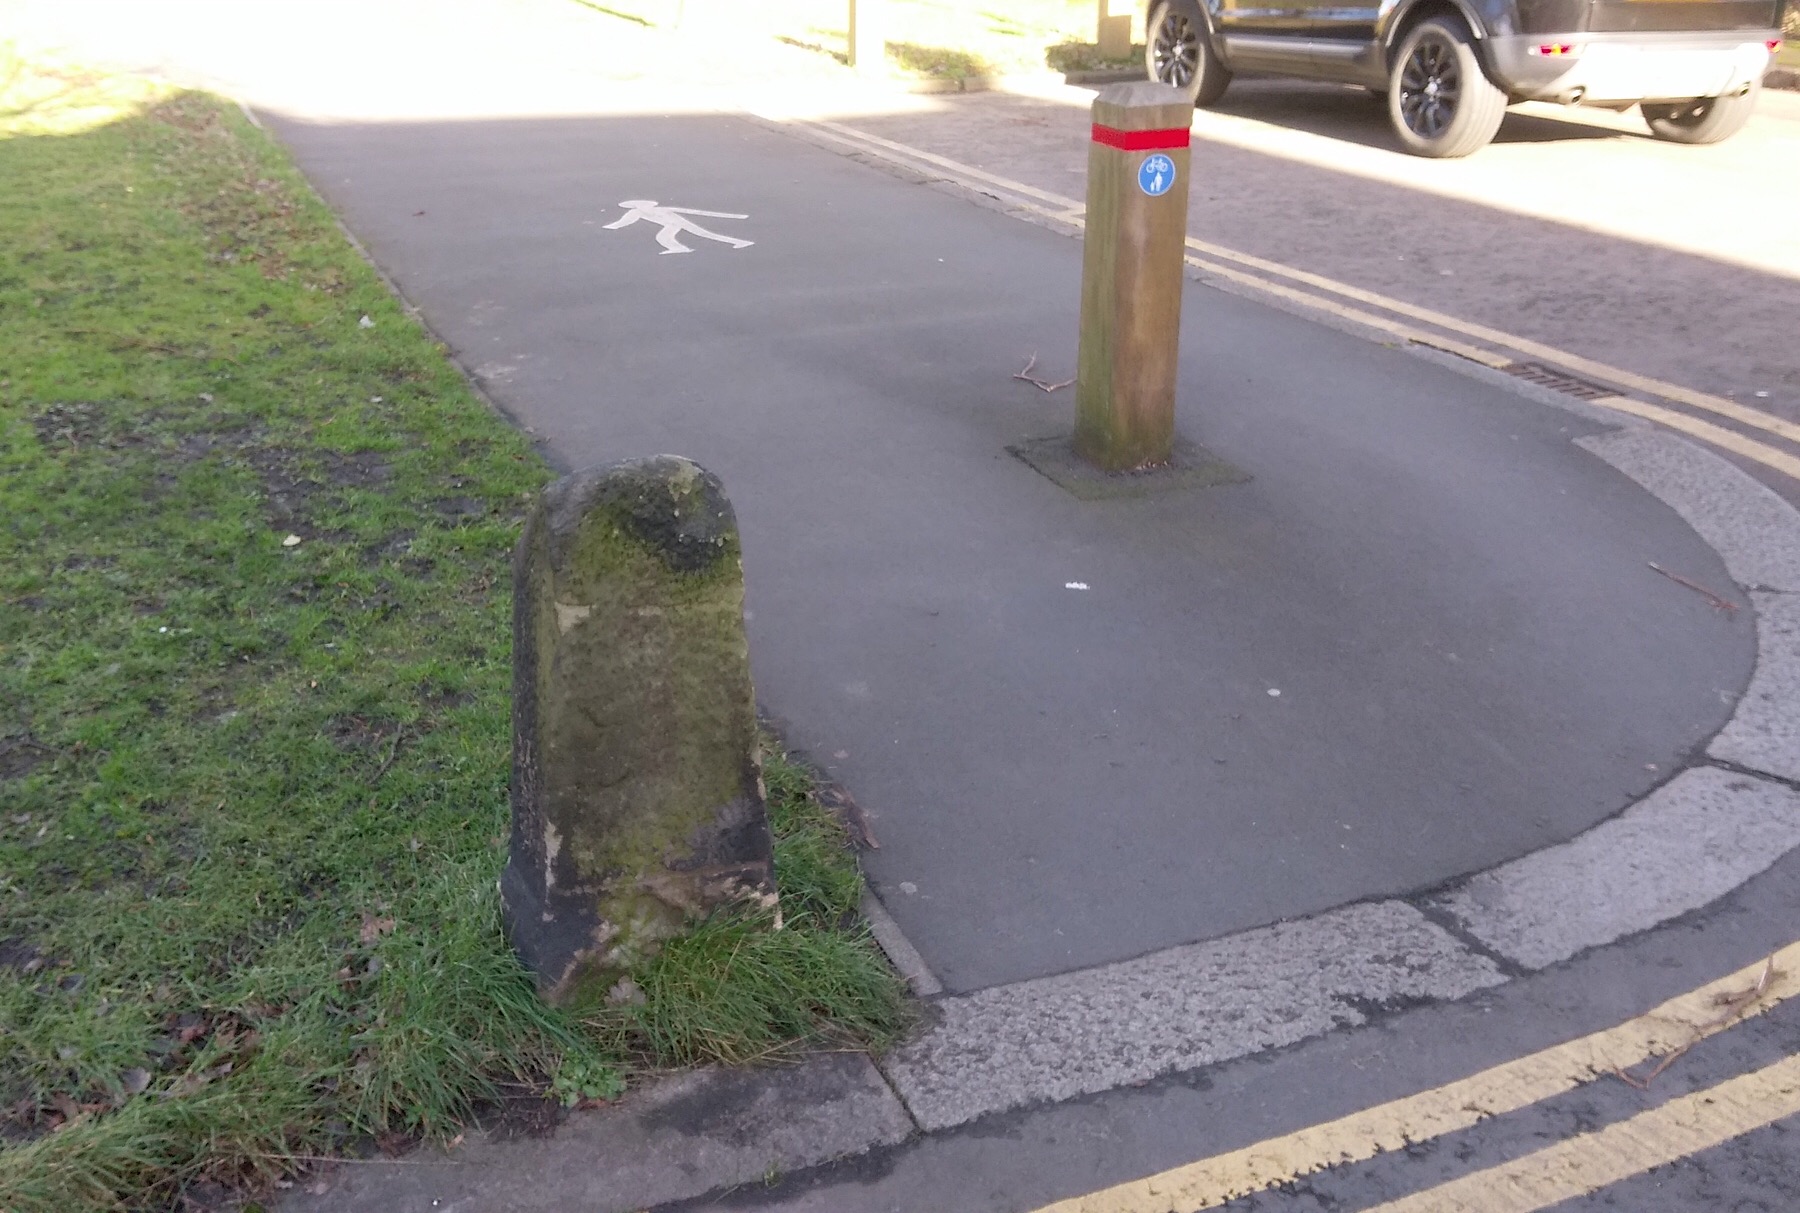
[{"left": 602, "top": 199, "right": 753, "bottom": 255}]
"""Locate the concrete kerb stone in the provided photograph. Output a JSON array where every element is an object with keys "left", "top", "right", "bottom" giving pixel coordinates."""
[
  {"left": 1430, "top": 766, "right": 1800, "bottom": 971},
  {"left": 878, "top": 901, "right": 1505, "bottom": 1132},
  {"left": 280, "top": 1052, "right": 912, "bottom": 1213},
  {"left": 1710, "top": 591, "right": 1800, "bottom": 785}
]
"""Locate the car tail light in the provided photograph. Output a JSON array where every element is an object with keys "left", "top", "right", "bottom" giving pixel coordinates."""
[
  {"left": 1768, "top": 39, "right": 1784, "bottom": 53},
  {"left": 1530, "top": 42, "right": 1580, "bottom": 57}
]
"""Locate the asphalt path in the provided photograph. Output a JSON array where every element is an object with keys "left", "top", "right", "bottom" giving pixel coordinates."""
[{"left": 266, "top": 104, "right": 1750, "bottom": 992}]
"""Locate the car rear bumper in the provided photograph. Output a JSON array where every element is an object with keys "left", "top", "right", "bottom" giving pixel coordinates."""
[{"left": 1487, "top": 31, "right": 1777, "bottom": 102}]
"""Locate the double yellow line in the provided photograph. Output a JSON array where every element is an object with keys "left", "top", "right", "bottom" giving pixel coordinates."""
[
  {"left": 1031, "top": 945, "right": 1800, "bottom": 1213},
  {"left": 784, "top": 113, "right": 1800, "bottom": 485}
]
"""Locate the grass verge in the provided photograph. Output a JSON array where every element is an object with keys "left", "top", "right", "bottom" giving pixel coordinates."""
[{"left": 0, "top": 57, "right": 908, "bottom": 1212}]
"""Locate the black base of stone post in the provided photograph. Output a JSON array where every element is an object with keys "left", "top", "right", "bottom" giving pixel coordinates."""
[{"left": 502, "top": 456, "right": 777, "bottom": 1006}]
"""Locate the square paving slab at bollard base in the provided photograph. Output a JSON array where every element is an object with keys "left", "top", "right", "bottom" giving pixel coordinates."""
[{"left": 1009, "top": 434, "right": 1250, "bottom": 500}]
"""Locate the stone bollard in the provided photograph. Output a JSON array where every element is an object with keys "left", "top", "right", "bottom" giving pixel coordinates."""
[
  {"left": 1096, "top": 0, "right": 1132, "bottom": 61},
  {"left": 1073, "top": 82, "right": 1195, "bottom": 472},
  {"left": 501, "top": 456, "right": 777, "bottom": 1006}
]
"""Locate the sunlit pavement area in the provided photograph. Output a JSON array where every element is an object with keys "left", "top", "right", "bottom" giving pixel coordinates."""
[
  {"left": 812, "top": 78, "right": 1800, "bottom": 434},
  {"left": 11, "top": 3, "right": 1796, "bottom": 431}
]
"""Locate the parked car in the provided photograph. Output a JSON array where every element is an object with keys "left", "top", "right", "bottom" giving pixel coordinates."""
[{"left": 1144, "top": 0, "right": 1789, "bottom": 156}]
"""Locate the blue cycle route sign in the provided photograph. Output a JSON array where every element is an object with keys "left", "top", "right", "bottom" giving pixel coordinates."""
[{"left": 1137, "top": 153, "right": 1176, "bottom": 198}]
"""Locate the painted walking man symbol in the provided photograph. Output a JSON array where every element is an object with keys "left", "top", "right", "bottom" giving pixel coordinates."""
[{"left": 602, "top": 200, "right": 754, "bottom": 255}]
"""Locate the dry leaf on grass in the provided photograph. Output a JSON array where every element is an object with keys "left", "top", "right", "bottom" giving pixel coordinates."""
[{"left": 359, "top": 913, "right": 397, "bottom": 945}]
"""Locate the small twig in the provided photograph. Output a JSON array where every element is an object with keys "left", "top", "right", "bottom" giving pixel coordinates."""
[
  {"left": 1614, "top": 957, "right": 1780, "bottom": 1090},
  {"left": 1710, "top": 956, "right": 1776, "bottom": 1020},
  {"left": 1648, "top": 563, "right": 1738, "bottom": 615},
  {"left": 369, "top": 728, "right": 407, "bottom": 785},
  {"left": 1013, "top": 353, "right": 1073, "bottom": 394},
  {"left": 1616, "top": 1042, "right": 1695, "bottom": 1091}
]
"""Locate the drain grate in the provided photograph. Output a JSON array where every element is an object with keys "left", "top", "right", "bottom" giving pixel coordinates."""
[{"left": 1502, "top": 361, "right": 1615, "bottom": 401}]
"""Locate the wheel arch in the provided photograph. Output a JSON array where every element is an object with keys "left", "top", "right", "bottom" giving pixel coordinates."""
[{"left": 1380, "top": 0, "right": 1496, "bottom": 68}]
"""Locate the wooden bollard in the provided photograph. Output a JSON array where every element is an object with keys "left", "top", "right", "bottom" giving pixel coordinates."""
[
  {"left": 848, "top": 0, "right": 883, "bottom": 71},
  {"left": 1073, "top": 82, "right": 1195, "bottom": 472}
]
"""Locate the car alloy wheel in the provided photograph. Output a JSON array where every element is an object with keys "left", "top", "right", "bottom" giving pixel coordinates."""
[
  {"left": 1385, "top": 16, "right": 1505, "bottom": 157},
  {"left": 1398, "top": 32, "right": 1462, "bottom": 140},
  {"left": 1147, "top": 3, "right": 1231, "bottom": 105},
  {"left": 1152, "top": 11, "right": 1200, "bottom": 90}
]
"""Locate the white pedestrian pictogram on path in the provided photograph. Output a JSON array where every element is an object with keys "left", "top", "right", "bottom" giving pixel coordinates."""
[{"left": 602, "top": 200, "right": 753, "bottom": 255}]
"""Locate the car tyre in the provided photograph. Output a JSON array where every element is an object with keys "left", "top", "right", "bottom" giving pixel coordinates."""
[
  {"left": 1386, "top": 16, "right": 1507, "bottom": 158},
  {"left": 1642, "top": 79, "right": 1759, "bottom": 144},
  {"left": 1147, "top": 1, "right": 1231, "bottom": 107}
]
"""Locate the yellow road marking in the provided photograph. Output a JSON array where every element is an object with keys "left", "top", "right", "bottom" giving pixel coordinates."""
[
  {"left": 787, "top": 116, "right": 1800, "bottom": 463},
  {"left": 1028, "top": 946, "right": 1800, "bottom": 1213},
  {"left": 1181, "top": 251, "right": 1516, "bottom": 370},
  {"left": 1590, "top": 396, "right": 1800, "bottom": 483},
  {"left": 807, "top": 116, "right": 1084, "bottom": 209},
  {"left": 1179, "top": 232, "right": 1800, "bottom": 451},
  {"left": 1361, "top": 1051, "right": 1800, "bottom": 1213}
]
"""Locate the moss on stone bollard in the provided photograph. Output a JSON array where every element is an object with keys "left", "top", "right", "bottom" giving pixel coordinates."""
[{"left": 501, "top": 456, "right": 776, "bottom": 1005}]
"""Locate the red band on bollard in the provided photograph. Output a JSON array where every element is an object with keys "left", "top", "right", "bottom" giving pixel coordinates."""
[{"left": 1090, "top": 123, "right": 1191, "bottom": 151}]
